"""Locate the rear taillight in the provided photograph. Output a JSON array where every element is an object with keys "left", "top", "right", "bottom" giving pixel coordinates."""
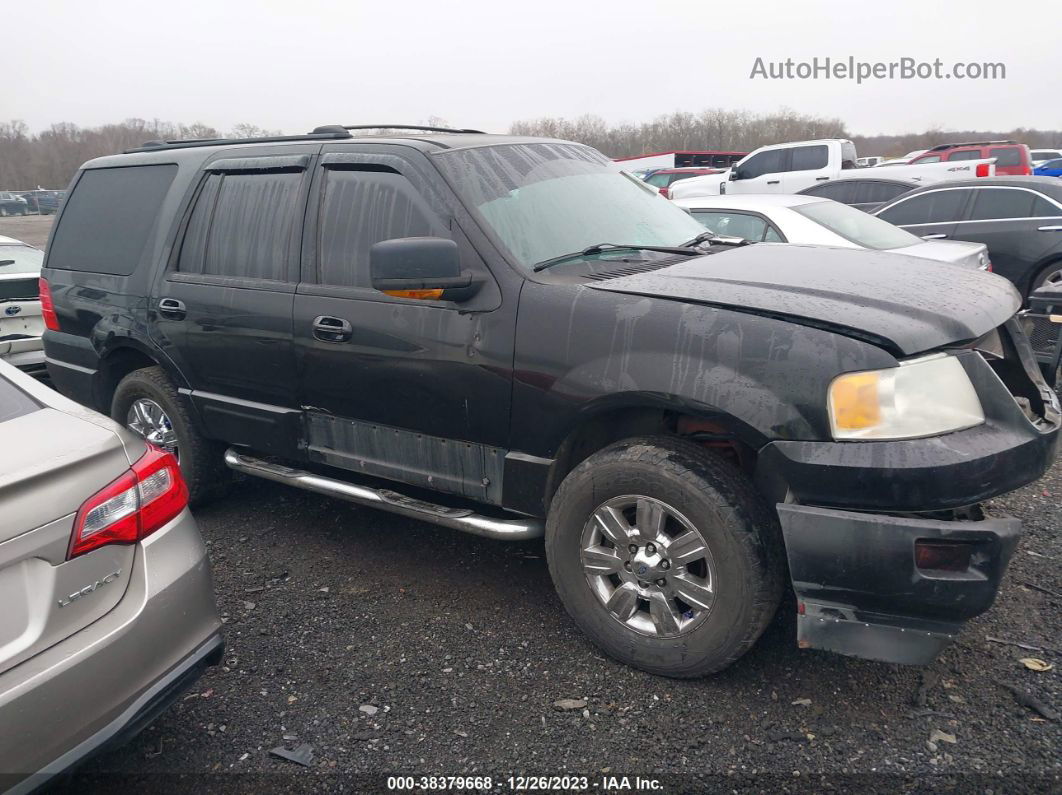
[
  {"left": 659, "top": 187, "right": 670, "bottom": 198},
  {"left": 975, "top": 163, "right": 990, "bottom": 178},
  {"left": 38, "top": 277, "right": 59, "bottom": 331},
  {"left": 68, "top": 445, "right": 188, "bottom": 559}
]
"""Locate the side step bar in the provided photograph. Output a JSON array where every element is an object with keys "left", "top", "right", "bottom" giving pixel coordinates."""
[{"left": 224, "top": 448, "right": 544, "bottom": 541}]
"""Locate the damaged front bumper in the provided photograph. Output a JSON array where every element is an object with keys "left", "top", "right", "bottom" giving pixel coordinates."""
[{"left": 777, "top": 504, "right": 1021, "bottom": 665}]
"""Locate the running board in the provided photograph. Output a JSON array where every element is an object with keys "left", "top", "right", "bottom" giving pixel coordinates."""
[{"left": 223, "top": 448, "right": 544, "bottom": 541}]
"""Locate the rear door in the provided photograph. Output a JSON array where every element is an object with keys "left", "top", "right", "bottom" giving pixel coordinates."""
[
  {"left": 0, "top": 368, "right": 135, "bottom": 676},
  {"left": 780, "top": 144, "right": 832, "bottom": 193},
  {"left": 149, "top": 147, "right": 316, "bottom": 456},
  {"left": 875, "top": 187, "right": 972, "bottom": 241},
  {"left": 949, "top": 186, "right": 1062, "bottom": 293},
  {"left": 292, "top": 145, "right": 514, "bottom": 504}
]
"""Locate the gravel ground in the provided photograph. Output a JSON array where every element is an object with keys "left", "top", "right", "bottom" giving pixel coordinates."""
[
  {"left": 0, "top": 214, "right": 53, "bottom": 249},
  {"left": 57, "top": 436, "right": 1060, "bottom": 794},
  {"left": 15, "top": 211, "right": 1059, "bottom": 791}
]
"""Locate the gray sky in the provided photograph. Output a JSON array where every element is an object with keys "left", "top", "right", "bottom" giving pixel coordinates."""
[{"left": 7, "top": 0, "right": 1060, "bottom": 136}]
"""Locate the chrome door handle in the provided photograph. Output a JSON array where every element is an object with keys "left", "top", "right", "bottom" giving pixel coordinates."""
[
  {"left": 921, "top": 233, "right": 948, "bottom": 240},
  {"left": 1037, "top": 225, "right": 1062, "bottom": 231},
  {"left": 157, "top": 297, "right": 186, "bottom": 319},
  {"left": 312, "top": 315, "right": 352, "bottom": 343}
]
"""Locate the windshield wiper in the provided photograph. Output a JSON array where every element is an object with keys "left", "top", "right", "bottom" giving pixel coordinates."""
[
  {"left": 679, "top": 231, "right": 753, "bottom": 248},
  {"left": 532, "top": 243, "right": 702, "bottom": 273}
]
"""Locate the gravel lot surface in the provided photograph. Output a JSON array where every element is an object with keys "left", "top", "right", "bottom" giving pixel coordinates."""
[
  {"left": 58, "top": 435, "right": 1060, "bottom": 794},
  {"left": 0, "top": 214, "right": 52, "bottom": 249},
  {"left": 14, "top": 212, "right": 1059, "bottom": 791}
]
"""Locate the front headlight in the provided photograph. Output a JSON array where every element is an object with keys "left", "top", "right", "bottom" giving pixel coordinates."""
[{"left": 827, "top": 353, "right": 984, "bottom": 440}]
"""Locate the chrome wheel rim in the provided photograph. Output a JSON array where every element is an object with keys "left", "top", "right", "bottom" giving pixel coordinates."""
[
  {"left": 580, "top": 495, "right": 716, "bottom": 638},
  {"left": 126, "top": 398, "right": 179, "bottom": 459},
  {"left": 1041, "top": 266, "right": 1062, "bottom": 289}
]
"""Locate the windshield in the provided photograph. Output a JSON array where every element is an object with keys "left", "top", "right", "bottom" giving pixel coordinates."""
[
  {"left": 435, "top": 143, "right": 706, "bottom": 268},
  {"left": 0, "top": 245, "right": 44, "bottom": 275},
  {"left": 793, "top": 200, "right": 921, "bottom": 250}
]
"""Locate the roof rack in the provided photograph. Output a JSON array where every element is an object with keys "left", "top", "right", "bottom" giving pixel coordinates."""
[
  {"left": 124, "top": 123, "right": 485, "bottom": 154},
  {"left": 325, "top": 124, "right": 487, "bottom": 134},
  {"left": 927, "top": 140, "right": 1017, "bottom": 152}
]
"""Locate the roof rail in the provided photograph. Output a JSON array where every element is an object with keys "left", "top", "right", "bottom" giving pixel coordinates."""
[
  {"left": 125, "top": 129, "right": 354, "bottom": 154},
  {"left": 927, "top": 140, "right": 1018, "bottom": 152},
  {"left": 334, "top": 124, "right": 487, "bottom": 134}
]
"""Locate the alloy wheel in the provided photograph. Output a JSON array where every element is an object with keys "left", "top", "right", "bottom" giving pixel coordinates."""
[
  {"left": 580, "top": 494, "right": 717, "bottom": 638},
  {"left": 126, "top": 398, "right": 179, "bottom": 460}
]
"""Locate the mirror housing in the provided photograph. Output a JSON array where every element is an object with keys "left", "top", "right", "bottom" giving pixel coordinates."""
[
  {"left": 729, "top": 169, "right": 742, "bottom": 181},
  {"left": 370, "top": 237, "right": 473, "bottom": 298}
]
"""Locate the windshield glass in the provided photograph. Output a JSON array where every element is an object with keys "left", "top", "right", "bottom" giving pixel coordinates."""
[
  {"left": 793, "top": 200, "right": 921, "bottom": 250},
  {"left": 0, "top": 245, "right": 44, "bottom": 275},
  {"left": 435, "top": 143, "right": 706, "bottom": 268}
]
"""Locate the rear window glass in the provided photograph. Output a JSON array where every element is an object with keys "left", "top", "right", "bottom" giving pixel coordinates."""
[
  {"left": 0, "top": 377, "right": 39, "bottom": 424},
  {"left": 47, "top": 164, "right": 176, "bottom": 275},
  {"left": 795, "top": 200, "right": 920, "bottom": 250},
  {"left": 989, "top": 147, "right": 1022, "bottom": 167},
  {"left": 790, "top": 145, "right": 829, "bottom": 171}
]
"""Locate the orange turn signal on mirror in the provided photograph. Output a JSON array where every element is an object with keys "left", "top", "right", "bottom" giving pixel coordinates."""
[
  {"left": 828, "top": 371, "right": 882, "bottom": 430},
  {"left": 382, "top": 289, "right": 445, "bottom": 300}
]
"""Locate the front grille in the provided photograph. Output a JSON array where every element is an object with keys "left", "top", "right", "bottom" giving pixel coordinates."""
[
  {"left": 0, "top": 278, "right": 39, "bottom": 301},
  {"left": 976, "top": 320, "right": 1059, "bottom": 427},
  {"left": 1026, "top": 314, "right": 1060, "bottom": 357}
]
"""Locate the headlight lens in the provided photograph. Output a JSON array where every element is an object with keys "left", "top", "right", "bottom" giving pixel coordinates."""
[{"left": 828, "top": 354, "right": 984, "bottom": 440}]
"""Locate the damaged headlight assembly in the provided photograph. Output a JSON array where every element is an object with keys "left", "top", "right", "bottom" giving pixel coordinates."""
[{"left": 828, "top": 353, "right": 985, "bottom": 440}]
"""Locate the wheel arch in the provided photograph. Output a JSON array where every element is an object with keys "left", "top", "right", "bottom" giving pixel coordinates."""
[
  {"left": 540, "top": 393, "right": 768, "bottom": 515},
  {"left": 96, "top": 340, "right": 178, "bottom": 413}
]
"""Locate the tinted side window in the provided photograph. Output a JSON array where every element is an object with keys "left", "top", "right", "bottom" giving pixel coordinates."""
[
  {"left": 968, "top": 188, "right": 1035, "bottom": 220},
  {"left": 47, "top": 164, "right": 176, "bottom": 275},
  {"left": 989, "top": 147, "right": 1022, "bottom": 167},
  {"left": 790, "top": 145, "right": 829, "bottom": 171},
  {"left": 802, "top": 182, "right": 854, "bottom": 202},
  {"left": 738, "top": 149, "right": 785, "bottom": 179},
  {"left": 178, "top": 170, "right": 302, "bottom": 281},
  {"left": 859, "top": 182, "right": 912, "bottom": 205},
  {"left": 946, "top": 149, "right": 983, "bottom": 161},
  {"left": 1033, "top": 195, "right": 1062, "bottom": 217},
  {"left": 317, "top": 168, "right": 444, "bottom": 288},
  {"left": 691, "top": 211, "right": 769, "bottom": 241},
  {"left": 878, "top": 190, "right": 968, "bottom": 225}
]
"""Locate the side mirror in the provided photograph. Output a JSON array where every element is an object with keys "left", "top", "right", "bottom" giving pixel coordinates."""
[
  {"left": 729, "top": 169, "right": 742, "bottom": 181},
  {"left": 370, "top": 237, "right": 474, "bottom": 300}
]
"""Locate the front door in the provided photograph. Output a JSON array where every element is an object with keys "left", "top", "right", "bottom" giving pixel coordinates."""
[{"left": 293, "top": 146, "right": 514, "bottom": 504}]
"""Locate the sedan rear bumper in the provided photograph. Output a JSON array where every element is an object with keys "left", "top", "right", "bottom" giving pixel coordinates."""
[
  {"left": 777, "top": 503, "right": 1020, "bottom": 664},
  {"left": 0, "top": 510, "right": 222, "bottom": 792}
]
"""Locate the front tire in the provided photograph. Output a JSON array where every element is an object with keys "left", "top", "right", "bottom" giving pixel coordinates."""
[
  {"left": 111, "top": 366, "right": 231, "bottom": 506},
  {"left": 545, "top": 436, "right": 784, "bottom": 677}
]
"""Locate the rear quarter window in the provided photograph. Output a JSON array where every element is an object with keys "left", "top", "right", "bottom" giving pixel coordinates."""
[
  {"left": 46, "top": 164, "right": 177, "bottom": 275},
  {"left": 989, "top": 147, "right": 1022, "bottom": 167}
]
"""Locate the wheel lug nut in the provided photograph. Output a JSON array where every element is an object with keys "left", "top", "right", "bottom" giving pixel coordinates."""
[
  {"left": 624, "top": 561, "right": 632, "bottom": 572},
  {"left": 646, "top": 543, "right": 656, "bottom": 554},
  {"left": 660, "top": 560, "right": 670, "bottom": 570},
  {"left": 628, "top": 544, "right": 638, "bottom": 554},
  {"left": 656, "top": 578, "right": 666, "bottom": 587}
]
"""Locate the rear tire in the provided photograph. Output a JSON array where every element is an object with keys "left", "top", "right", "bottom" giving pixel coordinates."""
[
  {"left": 111, "top": 366, "right": 231, "bottom": 506},
  {"left": 1031, "top": 260, "right": 1062, "bottom": 294},
  {"left": 545, "top": 436, "right": 784, "bottom": 677}
]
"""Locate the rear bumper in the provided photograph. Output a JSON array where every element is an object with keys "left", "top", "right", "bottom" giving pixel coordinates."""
[
  {"left": 0, "top": 336, "right": 44, "bottom": 374},
  {"left": 777, "top": 503, "right": 1021, "bottom": 664},
  {"left": 0, "top": 510, "right": 222, "bottom": 792}
]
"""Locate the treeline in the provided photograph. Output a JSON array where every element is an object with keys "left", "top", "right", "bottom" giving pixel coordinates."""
[
  {"left": 509, "top": 111, "right": 1062, "bottom": 159},
  {"left": 5, "top": 112, "right": 1062, "bottom": 189},
  {"left": 510, "top": 109, "right": 848, "bottom": 158},
  {"left": 0, "top": 119, "right": 280, "bottom": 189}
]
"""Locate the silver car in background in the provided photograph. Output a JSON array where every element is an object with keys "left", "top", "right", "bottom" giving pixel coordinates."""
[
  {"left": 0, "top": 237, "right": 45, "bottom": 376},
  {"left": 0, "top": 361, "right": 222, "bottom": 793},
  {"left": 674, "top": 194, "right": 993, "bottom": 270}
]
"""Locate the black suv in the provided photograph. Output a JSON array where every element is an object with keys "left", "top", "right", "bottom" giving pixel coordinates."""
[{"left": 41, "top": 126, "right": 1060, "bottom": 677}]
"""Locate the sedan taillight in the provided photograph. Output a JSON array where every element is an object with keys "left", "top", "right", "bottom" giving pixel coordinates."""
[{"left": 68, "top": 445, "right": 188, "bottom": 559}]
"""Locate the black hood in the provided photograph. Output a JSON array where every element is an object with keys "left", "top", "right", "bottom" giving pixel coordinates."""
[{"left": 589, "top": 244, "right": 1021, "bottom": 355}]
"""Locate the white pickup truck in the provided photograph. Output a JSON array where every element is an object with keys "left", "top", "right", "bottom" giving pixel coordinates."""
[{"left": 669, "top": 139, "right": 996, "bottom": 199}]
